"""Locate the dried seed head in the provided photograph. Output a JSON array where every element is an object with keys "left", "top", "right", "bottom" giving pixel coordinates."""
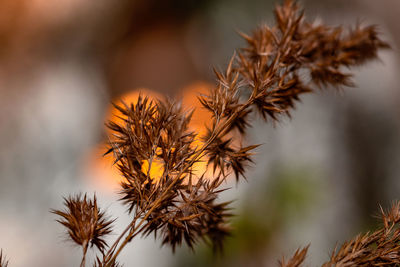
[
  {"left": 0, "top": 250, "right": 9, "bottom": 267},
  {"left": 380, "top": 201, "right": 400, "bottom": 228},
  {"left": 106, "top": 94, "right": 198, "bottom": 214},
  {"left": 279, "top": 202, "right": 400, "bottom": 267},
  {"left": 279, "top": 246, "right": 309, "bottom": 267},
  {"left": 52, "top": 194, "right": 114, "bottom": 252},
  {"left": 197, "top": 0, "right": 388, "bottom": 186},
  {"left": 142, "top": 177, "right": 231, "bottom": 252},
  {"left": 201, "top": 0, "right": 389, "bottom": 126},
  {"left": 321, "top": 201, "right": 400, "bottom": 267}
]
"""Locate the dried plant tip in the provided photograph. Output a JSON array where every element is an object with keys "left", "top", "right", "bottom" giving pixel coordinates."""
[
  {"left": 52, "top": 194, "right": 114, "bottom": 252},
  {"left": 279, "top": 246, "right": 309, "bottom": 267},
  {"left": 230, "top": 0, "right": 389, "bottom": 121},
  {"left": 321, "top": 200, "right": 400, "bottom": 267},
  {"left": 380, "top": 201, "right": 400, "bottom": 228}
]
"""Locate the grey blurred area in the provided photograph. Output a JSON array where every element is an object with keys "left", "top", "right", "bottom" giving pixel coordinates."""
[{"left": 0, "top": 0, "right": 399, "bottom": 266}]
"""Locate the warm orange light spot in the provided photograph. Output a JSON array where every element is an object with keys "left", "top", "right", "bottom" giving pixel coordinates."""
[
  {"left": 83, "top": 145, "right": 123, "bottom": 194},
  {"left": 141, "top": 159, "right": 165, "bottom": 181},
  {"left": 86, "top": 83, "right": 214, "bottom": 192},
  {"left": 182, "top": 81, "right": 213, "bottom": 135}
]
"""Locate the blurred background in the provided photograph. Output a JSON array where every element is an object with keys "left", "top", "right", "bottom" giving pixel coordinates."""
[{"left": 0, "top": 0, "right": 399, "bottom": 266}]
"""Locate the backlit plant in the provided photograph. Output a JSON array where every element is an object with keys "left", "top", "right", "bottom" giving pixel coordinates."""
[{"left": 3, "top": 1, "right": 389, "bottom": 266}]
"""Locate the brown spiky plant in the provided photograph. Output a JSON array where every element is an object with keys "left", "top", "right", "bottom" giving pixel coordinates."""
[
  {"left": 51, "top": 194, "right": 114, "bottom": 267},
  {"left": 281, "top": 201, "right": 400, "bottom": 267},
  {"left": 48, "top": 0, "right": 391, "bottom": 266}
]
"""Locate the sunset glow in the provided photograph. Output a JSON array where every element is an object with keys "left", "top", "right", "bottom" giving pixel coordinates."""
[{"left": 86, "top": 82, "right": 213, "bottom": 191}]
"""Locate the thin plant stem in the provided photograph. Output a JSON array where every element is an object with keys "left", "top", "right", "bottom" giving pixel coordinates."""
[
  {"left": 80, "top": 242, "right": 88, "bottom": 267},
  {"left": 103, "top": 212, "right": 142, "bottom": 263}
]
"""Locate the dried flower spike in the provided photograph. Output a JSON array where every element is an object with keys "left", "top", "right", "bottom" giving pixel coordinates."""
[
  {"left": 279, "top": 246, "right": 309, "bottom": 267},
  {"left": 52, "top": 194, "right": 113, "bottom": 251},
  {"left": 320, "top": 200, "right": 400, "bottom": 267},
  {"left": 52, "top": 194, "right": 114, "bottom": 266},
  {"left": 198, "top": 0, "right": 388, "bottom": 188},
  {"left": 279, "top": 201, "right": 400, "bottom": 267}
]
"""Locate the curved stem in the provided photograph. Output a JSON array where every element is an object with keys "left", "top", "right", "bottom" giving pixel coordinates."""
[
  {"left": 103, "top": 213, "right": 141, "bottom": 264},
  {"left": 105, "top": 219, "right": 150, "bottom": 267},
  {"left": 80, "top": 242, "right": 88, "bottom": 267}
]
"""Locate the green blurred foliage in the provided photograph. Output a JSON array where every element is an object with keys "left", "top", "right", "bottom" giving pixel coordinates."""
[{"left": 172, "top": 164, "right": 322, "bottom": 267}]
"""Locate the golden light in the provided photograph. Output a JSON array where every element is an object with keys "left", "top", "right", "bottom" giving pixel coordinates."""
[{"left": 85, "top": 82, "right": 213, "bottom": 192}]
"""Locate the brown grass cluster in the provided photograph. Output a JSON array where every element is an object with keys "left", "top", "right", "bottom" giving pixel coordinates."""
[
  {"left": 46, "top": 0, "right": 389, "bottom": 266},
  {"left": 281, "top": 201, "right": 400, "bottom": 267},
  {"left": 51, "top": 194, "right": 114, "bottom": 267}
]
